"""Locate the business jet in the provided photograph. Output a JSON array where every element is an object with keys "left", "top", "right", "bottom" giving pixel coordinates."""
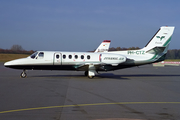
[{"left": 4, "top": 26, "right": 175, "bottom": 78}]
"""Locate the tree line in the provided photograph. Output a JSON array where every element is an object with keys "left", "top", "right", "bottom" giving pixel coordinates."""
[
  {"left": 166, "top": 49, "right": 180, "bottom": 59},
  {"left": 0, "top": 45, "right": 34, "bottom": 54},
  {"left": 0, "top": 45, "right": 180, "bottom": 59}
]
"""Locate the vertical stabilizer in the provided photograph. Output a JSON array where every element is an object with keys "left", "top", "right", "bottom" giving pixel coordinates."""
[
  {"left": 143, "top": 26, "right": 175, "bottom": 52},
  {"left": 142, "top": 26, "right": 175, "bottom": 62},
  {"left": 94, "top": 40, "right": 111, "bottom": 52}
]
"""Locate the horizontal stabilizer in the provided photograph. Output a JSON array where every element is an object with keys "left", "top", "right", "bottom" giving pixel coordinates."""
[{"left": 146, "top": 47, "right": 166, "bottom": 54}]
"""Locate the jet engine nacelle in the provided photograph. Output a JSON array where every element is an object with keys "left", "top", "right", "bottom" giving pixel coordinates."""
[{"left": 100, "top": 53, "right": 126, "bottom": 65}]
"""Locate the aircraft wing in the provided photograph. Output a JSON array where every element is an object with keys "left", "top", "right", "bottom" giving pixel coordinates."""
[{"left": 75, "top": 63, "right": 106, "bottom": 71}]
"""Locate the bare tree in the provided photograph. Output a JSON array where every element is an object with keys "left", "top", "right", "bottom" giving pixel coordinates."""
[{"left": 11, "top": 45, "right": 24, "bottom": 51}]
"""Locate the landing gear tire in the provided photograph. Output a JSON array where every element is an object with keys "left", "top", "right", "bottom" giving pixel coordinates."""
[
  {"left": 20, "top": 71, "right": 27, "bottom": 78},
  {"left": 88, "top": 76, "right": 94, "bottom": 79},
  {"left": 84, "top": 71, "right": 88, "bottom": 76}
]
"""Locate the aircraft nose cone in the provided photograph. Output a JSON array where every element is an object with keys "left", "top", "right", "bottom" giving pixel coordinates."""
[
  {"left": 4, "top": 58, "right": 29, "bottom": 69},
  {"left": 4, "top": 60, "right": 18, "bottom": 67},
  {"left": 4, "top": 61, "right": 12, "bottom": 67}
]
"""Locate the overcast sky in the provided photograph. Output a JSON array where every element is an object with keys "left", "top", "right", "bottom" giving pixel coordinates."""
[{"left": 0, "top": 0, "right": 180, "bottom": 51}]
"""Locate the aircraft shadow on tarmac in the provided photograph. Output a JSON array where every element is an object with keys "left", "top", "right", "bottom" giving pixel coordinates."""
[
  {"left": 97, "top": 73, "right": 180, "bottom": 79},
  {"left": 29, "top": 73, "right": 180, "bottom": 80}
]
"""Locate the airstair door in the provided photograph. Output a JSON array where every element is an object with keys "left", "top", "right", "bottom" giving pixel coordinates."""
[{"left": 54, "top": 53, "right": 62, "bottom": 65}]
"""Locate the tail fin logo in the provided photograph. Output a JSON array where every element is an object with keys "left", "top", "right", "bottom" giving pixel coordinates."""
[{"left": 156, "top": 36, "right": 165, "bottom": 41}]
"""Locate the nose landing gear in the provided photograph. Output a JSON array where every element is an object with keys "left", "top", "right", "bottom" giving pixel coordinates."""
[{"left": 20, "top": 70, "right": 27, "bottom": 78}]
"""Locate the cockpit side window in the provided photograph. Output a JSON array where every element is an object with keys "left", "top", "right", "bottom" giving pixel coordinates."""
[
  {"left": 38, "top": 52, "right": 44, "bottom": 58},
  {"left": 30, "top": 52, "right": 38, "bottom": 59}
]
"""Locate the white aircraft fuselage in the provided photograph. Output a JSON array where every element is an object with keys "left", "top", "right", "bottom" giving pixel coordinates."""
[{"left": 4, "top": 26, "right": 175, "bottom": 78}]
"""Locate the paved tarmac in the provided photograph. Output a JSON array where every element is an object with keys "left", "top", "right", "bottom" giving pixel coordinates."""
[{"left": 0, "top": 62, "right": 180, "bottom": 120}]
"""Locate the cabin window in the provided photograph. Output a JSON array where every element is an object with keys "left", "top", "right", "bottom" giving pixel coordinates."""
[
  {"left": 75, "top": 55, "right": 78, "bottom": 59},
  {"left": 38, "top": 52, "right": 44, "bottom": 58},
  {"left": 30, "top": 52, "right": 38, "bottom": 59},
  {"left": 81, "top": 55, "right": 84, "bottom": 59},
  {"left": 69, "top": 55, "right": 72, "bottom": 59},
  {"left": 87, "top": 55, "right": 90, "bottom": 59},
  {"left": 63, "top": 55, "right": 66, "bottom": 59},
  {"left": 56, "top": 55, "right": 59, "bottom": 59}
]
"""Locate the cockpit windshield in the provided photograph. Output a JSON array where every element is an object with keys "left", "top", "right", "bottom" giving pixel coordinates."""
[{"left": 30, "top": 52, "right": 38, "bottom": 59}]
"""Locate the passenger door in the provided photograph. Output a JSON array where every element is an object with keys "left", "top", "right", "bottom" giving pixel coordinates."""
[{"left": 54, "top": 53, "right": 62, "bottom": 65}]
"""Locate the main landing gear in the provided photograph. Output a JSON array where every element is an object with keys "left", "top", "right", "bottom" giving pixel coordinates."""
[
  {"left": 84, "top": 71, "right": 95, "bottom": 79},
  {"left": 88, "top": 76, "right": 94, "bottom": 79},
  {"left": 84, "top": 65, "right": 97, "bottom": 79},
  {"left": 20, "top": 70, "right": 27, "bottom": 78},
  {"left": 84, "top": 71, "right": 88, "bottom": 76}
]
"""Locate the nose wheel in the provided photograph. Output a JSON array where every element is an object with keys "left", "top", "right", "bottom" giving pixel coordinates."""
[{"left": 20, "top": 70, "right": 27, "bottom": 78}]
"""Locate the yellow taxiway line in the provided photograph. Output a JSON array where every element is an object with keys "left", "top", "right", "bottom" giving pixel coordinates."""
[{"left": 0, "top": 102, "right": 180, "bottom": 114}]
